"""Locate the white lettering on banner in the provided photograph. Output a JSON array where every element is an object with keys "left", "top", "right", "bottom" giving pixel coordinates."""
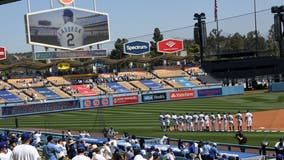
[
  {"left": 127, "top": 45, "right": 148, "bottom": 51},
  {"left": 166, "top": 41, "right": 176, "bottom": 48},
  {"left": 171, "top": 92, "right": 194, "bottom": 98}
]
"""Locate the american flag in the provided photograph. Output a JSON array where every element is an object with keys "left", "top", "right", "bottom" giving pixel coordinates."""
[{"left": 214, "top": 0, "right": 218, "bottom": 21}]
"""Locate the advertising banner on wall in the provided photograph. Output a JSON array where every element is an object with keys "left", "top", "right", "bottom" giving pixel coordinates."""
[
  {"left": 197, "top": 88, "right": 222, "bottom": 97},
  {"left": 35, "top": 49, "right": 107, "bottom": 60},
  {"left": 157, "top": 39, "right": 183, "bottom": 53},
  {"left": 0, "top": 47, "right": 6, "bottom": 60},
  {"left": 1, "top": 100, "right": 79, "bottom": 117},
  {"left": 142, "top": 93, "right": 167, "bottom": 102},
  {"left": 25, "top": 7, "right": 110, "bottom": 50},
  {"left": 113, "top": 95, "right": 139, "bottom": 105},
  {"left": 82, "top": 97, "right": 110, "bottom": 108},
  {"left": 124, "top": 41, "right": 150, "bottom": 55},
  {"left": 169, "top": 90, "right": 195, "bottom": 100}
]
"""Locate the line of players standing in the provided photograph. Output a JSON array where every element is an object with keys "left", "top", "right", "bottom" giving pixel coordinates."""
[{"left": 159, "top": 110, "right": 253, "bottom": 132}]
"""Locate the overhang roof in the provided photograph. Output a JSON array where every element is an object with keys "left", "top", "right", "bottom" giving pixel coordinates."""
[{"left": 0, "top": 0, "right": 21, "bottom": 5}]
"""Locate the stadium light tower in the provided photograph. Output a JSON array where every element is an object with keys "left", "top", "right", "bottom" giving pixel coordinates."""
[
  {"left": 194, "top": 13, "right": 207, "bottom": 64},
  {"left": 271, "top": 5, "right": 284, "bottom": 57}
]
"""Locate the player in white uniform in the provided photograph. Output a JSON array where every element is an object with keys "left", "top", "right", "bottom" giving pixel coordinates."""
[
  {"left": 199, "top": 112, "right": 205, "bottom": 131},
  {"left": 159, "top": 113, "right": 165, "bottom": 131},
  {"left": 210, "top": 113, "right": 216, "bottom": 131},
  {"left": 204, "top": 113, "right": 210, "bottom": 132},
  {"left": 165, "top": 113, "right": 171, "bottom": 131},
  {"left": 172, "top": 113, "right": 178, "bottom": 131},
  {"left": 178, "top": 114, "right": 184, "bottom": 131},
  {"left": 235, "top": 111, "right": 243, "bottom": 131},
  {"left": 185, "top": 113, "right": 193, "bottom": 131},
  {"left": 217, "top": 112, "right": 222, "bottom": 132},
  {"left": 223, "top": 112, "right": 228, "bottom": 132},
  {"left": 245, "top": 110, "right": 253, "bottom": 132},
  {"left": 57, "top": 9, "right": 84, "bottom": 48},
  {"left": 228, "top": 112, "right": 234, "bottom": 131},
  {"left": 192, "top": 113, "right": 199, "bottom": 132}
]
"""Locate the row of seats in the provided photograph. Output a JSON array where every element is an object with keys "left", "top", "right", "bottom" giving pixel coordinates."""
[{"left": 0, "top": 69, "right": 204, "bottom": 103}]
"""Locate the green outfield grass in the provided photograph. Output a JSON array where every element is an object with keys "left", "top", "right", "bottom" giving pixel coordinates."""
[{"left": 1, "top": 91, "right": 284, "bottom": 147}]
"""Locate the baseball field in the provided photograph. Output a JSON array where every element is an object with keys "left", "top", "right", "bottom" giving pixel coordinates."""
[{"left": 0, "top": 90, "right": 284, "bottom": 147}]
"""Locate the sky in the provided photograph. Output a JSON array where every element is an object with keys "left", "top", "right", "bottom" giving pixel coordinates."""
[{"left": 0, "top": 0, "right": 283, "bottom": 53}]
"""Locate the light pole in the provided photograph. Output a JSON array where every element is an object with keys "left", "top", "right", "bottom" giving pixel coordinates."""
[
  {"left": 194, "top": 13, "right": 206, "bottom": 64},
  {"left": 271, "top": 6, "right": 284, "bottom": 56}
]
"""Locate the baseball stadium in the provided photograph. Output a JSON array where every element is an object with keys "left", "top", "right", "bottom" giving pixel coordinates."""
[{"left": 0, "top": 0, "right": 284, "bottom": 160}]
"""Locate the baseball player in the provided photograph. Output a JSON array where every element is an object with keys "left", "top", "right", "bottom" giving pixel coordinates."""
[
  {"left": 165, "top": 113, "right": 171, "bottom": 131},
  {"left": 210, "top": 113, "right": 216, "bottom": 131},
  {"left": 223, "top": 112, "right": 228, "bottom": 132},
  {"left": 228, "top": 112, "right": 234, "bottom": 131},
  {"left": 172, "top": 113, "right": 178, "bottom": 131},
  {"left": 245, "top": 110, "right": 253, "bottom": 132},
  {"left": 159, "top": 113, "right": 165, "bottom": 131},
  {"left": 235, "top": 111, "right": 243, "bottom": 131},
  {"left": 199, "top": 112, "right": 205, "bottom": 131},
  {"left": 57, "top": 9, "right": 84, "bottom": 48},
  {"left": 178, "top": 114, "right": 184, "bottom": 131},
  {"left": 185, "top": 113, "right": 193, "bottom": 131},
  {"left": 192, "top": 113, "right": 199, "bottom": 132},
  {"left": 217, "top": 112, "right": 222, "bottom": 132},
  {"left": 204, "top": 113, "right": 210, "bottom": 132}
]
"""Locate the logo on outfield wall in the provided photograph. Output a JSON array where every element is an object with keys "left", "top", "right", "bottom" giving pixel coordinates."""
[
  {"left": 25, "top": 7, "right": 110, "bottom": 50},
  {"left": 157, "top": 39, "right": 183, "bottom": 53},
  {"left": 124, "top": 41, "right": 150, "bottom": 55},
  {"left": 0, "top": 47, "right": 6, "bottom": 60}
]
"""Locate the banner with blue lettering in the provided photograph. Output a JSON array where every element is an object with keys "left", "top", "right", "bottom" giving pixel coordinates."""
[{"left": 197, "top": 88, "right": 222, "bottom": 97}]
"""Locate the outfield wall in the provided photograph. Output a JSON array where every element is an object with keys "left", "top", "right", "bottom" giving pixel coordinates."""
[
  {"left": 0, "top": 85, "right": 244, "bottom": 118},
  {"left": 270, "top": 82, "right": 284, "bottom": 92}
]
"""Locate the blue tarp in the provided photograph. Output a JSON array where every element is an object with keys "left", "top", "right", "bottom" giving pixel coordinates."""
[
  {"left": 107, "top": 82, "right": 130, "bottom": 93},
  {"left": 34, "top": 87, "right": 61, "bottom": 100},
  {"left": 174, "top": 77, "right": 196, "bottom": 88},
  {"left": 0, "top": 90, "right": 22, "bottom": 103},
  {"left": 140, "top": 80, "right": 162, "bottom": 90}
]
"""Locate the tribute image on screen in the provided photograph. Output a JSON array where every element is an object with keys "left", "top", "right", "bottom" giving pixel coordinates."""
[{"left": 26, "top": 7, "right": 110, "bottom": 50}]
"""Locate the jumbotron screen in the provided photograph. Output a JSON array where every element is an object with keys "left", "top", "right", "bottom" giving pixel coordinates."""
[{"left": 25, "top": 7, "right": 110, "bottom": 50}]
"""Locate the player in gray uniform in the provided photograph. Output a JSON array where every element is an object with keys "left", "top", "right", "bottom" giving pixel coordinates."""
[
  {"left": 165, "top": 113, "right": 171, "bottom": 131},
  {"left": 235, "top": 111, "right": 243, "bottom": 131},
  {"left": 199, "top": 112, "right": 205, "bottom": 131},
  {"left": 57, "top": 9, "right": 84, "bottom": 48},
  {"left": 217, "top": 112, "right": 222, "bottom": 132},
  {"left": 159, "top": 113, "right": 165, "bottom": 131},
  {"left": 172, "top": 113, "right": 178, "bottom": 131},
  {"left": 223, "top": 112, "right": 228, "bottom": 132},
  {"left": 210, "top": 113, "right": 216, "bottom": 131}
]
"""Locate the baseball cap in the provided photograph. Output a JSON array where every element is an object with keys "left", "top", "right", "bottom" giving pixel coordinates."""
[
  {"left": 0, "top": 135, "right": 8, "bottom": 142},
  {"left": 77, "top": 143, "right": 85, "bottom": 152},
  {"left": 21, "top": 132, "right": 32, "bottom": 142},
  {"left": 212, "top": 143, "right": 217, "bottom": 147},
  {"left": 153, "top": 152, "right": 159, "bottom": 158},
  {"left": 0, "top": 142, "right": 7, "bottom": 149},
  {"left": 63, "top": 9, "right": 73, "bottom": 17}
]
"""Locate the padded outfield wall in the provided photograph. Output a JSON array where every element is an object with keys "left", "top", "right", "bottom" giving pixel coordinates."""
[{"left": 0, "top": 85, "right": 244, "bottom": 118}]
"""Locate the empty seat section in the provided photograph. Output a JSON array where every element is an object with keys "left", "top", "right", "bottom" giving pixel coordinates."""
[
  {"left": 118, "top": 82, "right": 138, "bottom": 92},
  {"left": 0, "top": 90, "right": 23, "bottom": 103},
  {"left": 130, "top": 81, "right": 149, "bottom": 91},
  {"left": 47, "top": 77, "right": 71, "bottom": 86},
  {"left": 151, "top": 79, "right": 172, "bottom": 90},
  {"left": 106, "top": 82, "right": 130, "bottom": 93},
  {"left": 140, "top": 80, "right": 162, "bottom": 90},
  {"left": 71, "top": 85, "right": 97, "bottom": 96},
  {"left": 34, "top": 87, "right": 61, "bottom": 100},
  {"left": 153, "top": 69, "right": 186, "bottom": 78},
  {"left": 173, "top": 77, "right": 196, "bottom": 88},
  {"left": 48, "top": 87, "right": 71, "bottom": 99}
]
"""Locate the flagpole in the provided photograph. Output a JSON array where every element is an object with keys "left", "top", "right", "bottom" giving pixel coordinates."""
[{"left": 215, "top": 0, "right": 220, "bottom": 58}]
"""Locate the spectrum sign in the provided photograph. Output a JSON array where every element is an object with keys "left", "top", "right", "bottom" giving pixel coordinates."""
[
  {"left": 157, "top": 39, "right": 183, "bottom": 53},
  {"left": 124, "top": 41, "right": 150, "bottom": 55}
]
